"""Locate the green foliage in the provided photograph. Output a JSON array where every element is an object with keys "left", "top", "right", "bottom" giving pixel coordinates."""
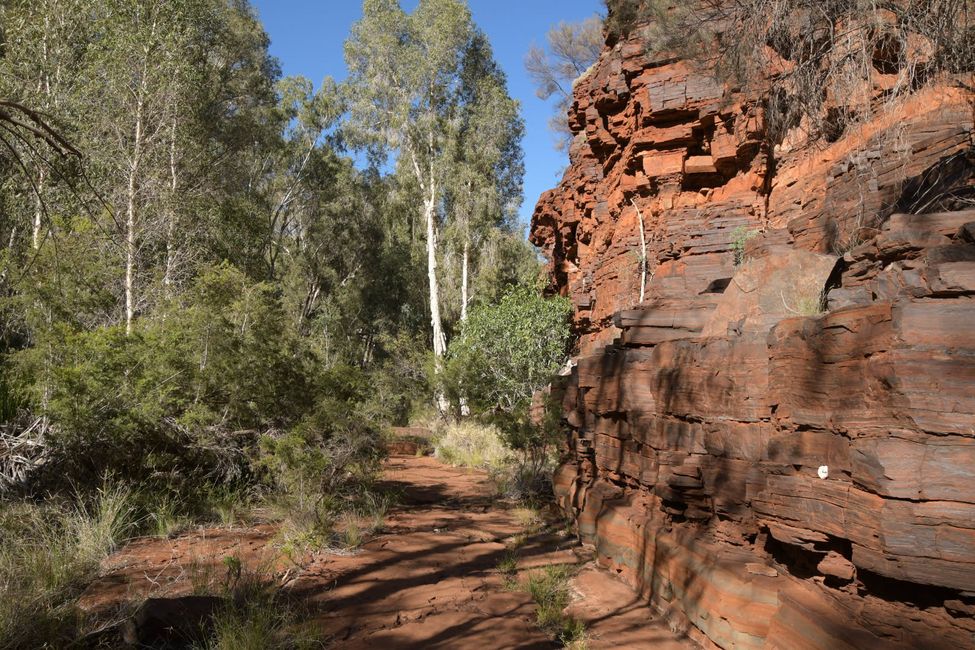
[
  {"left": 0, "top": 0, "right": 535, "bottom": 497},
  {"left": 7, "top": 262, "right": 397, "bottom": 530},
  {"left": 466, "top": 231, "right": 543, "bottom": 311},
  {"left": 445, "top": 284, "right": 572, "bottom": 415},
  {"left": 497, "top": 549, "right": 520, "bottom": 589},
  {"left": 525, "top": 15, "right": 603, "bottom": 151},
  {"left": 442, "top": 285, "right": 571, "bottom": 502},
  {"left": 794, "top": 295, "right": 825, "bottom": 317},
  {"left": 12, "top": 264, "right": 312, "bottom": 492},
  {"left": 0, "top": 1, "right": 542, "bottom": 644},
  {"left": 206, "top": 484, "right": 254, "bottom": 528},
  {"left": 344, "top": 0, "right": 532, "bottom": 380},
  {"left": 524, "top": 564, "right": 586, "bottom": 645},
  {"left": 259, "top": 364, "right": 386, "bottom": 502},
  {"left": 253, "top": 363, "right": 387, "bottom": 556},
  {"left": 197, "top": 562, "right": 323, "bottom": 650},
  {"left": 730, "top": 226, "right": 759, "bottom": 266}
]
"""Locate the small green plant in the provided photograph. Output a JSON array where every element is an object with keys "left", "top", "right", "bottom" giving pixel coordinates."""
[
  {"left": 205, "top": 485, "right": 251, "bottom": 528},
  {"left": 561, "top": 618, "right": 589, "bottom": 649},
  {"left": 730, "top": 226, "right": 759, "bottom": 266},
  {"left": 795, "top": 295, "right": 824, "bottom": 316},
  {"left": 780, "top": 287, "right": 826, "bottom": 317},
  {"left": 197, "top": 563, "right": 322, "bottom": 650},
  {"left": 360, "top": 491, "right": 392, "bottom": 535},
  {"left": 146, "top": 494, "right": 191, "bottom": 538},
  {"left": 274, "top": 498, "right": 335, "bottom": 563},
  {"left": 527, "top": 565, "right": 570, "bottom": 630},
  {"left": 339, "top": 512, "right": 363, "bottom": 550},
  {"left": 222, "top": 554, "right": 243, "bottom": 590},
  {"left": 189, "top": 555, "right": 220, "bottom": 595},
  {"left": 512, "top": 507, "right": 543, "bottom": 535},
  {"left": 71, "top": 482, "right": 136, "bottom": 562},
  {"left": 497, "top": 550, "right": 519, "bottom": 590},
  {"left": 497, "top": 551, "right": 519, "bottom": 575},
  {"left": 525, "top": 564, "right": 585, "bottom": 644}
]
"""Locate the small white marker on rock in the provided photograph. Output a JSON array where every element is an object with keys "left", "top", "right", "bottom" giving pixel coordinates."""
[{"left": 818, "top": 465, "right": 829, "bottom": 480}]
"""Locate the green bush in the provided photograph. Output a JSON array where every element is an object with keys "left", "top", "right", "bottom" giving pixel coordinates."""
[
  {"left": 195, "top": 559, "right": 323, "bottom": 650},
  {"left": 357, "top": 331, "right": 432, "bottom": 426},
  {"left": 258, "top": 364, "right": 386, "bottom": 554},
  {"left": 441, "top": 284, "right": 572, "bottom": 501},
  {"left": 6, "top": 263, "right": 389, "bottom": 563},
  {"left": 730, "top": 226, "right": 759, "bottom": 266},
  {"left": 259, "top": 364, "right": 385, "bottom": 499},
  {"left": 444, "top": 284, "right": 572, "bottom": 417},
  {"left": 11, "top": 264, "right": 319, "bottom": 494}
]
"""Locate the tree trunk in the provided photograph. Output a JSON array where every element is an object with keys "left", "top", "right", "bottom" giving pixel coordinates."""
[
  {"left": 458, "top": 238, "right": 470, "bottom": 416},
  {"left": 163, "top": 111, "right": 178, "bottom": 297},
  {"left": 410, "top": 145, "right": 449, "bottom": 413},
  {"left": 125, "top": 86, "right": 146, "bottom": 336},
  {"left": 460, "top": 239, "right": 469, "bottom": 322},
  {"left": 424, "top": 186, "right": 450, "bottom": 414},
  {"left": 32, "top": 168, "right": 45, "bottom": 250},
  {"left": 425, "top": 190, "right": 447, "bottom": 360}
]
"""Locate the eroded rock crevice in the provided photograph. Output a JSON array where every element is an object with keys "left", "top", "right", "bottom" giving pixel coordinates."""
[{"left": 530, "top": 23, "right": 975, "bottom": 650}]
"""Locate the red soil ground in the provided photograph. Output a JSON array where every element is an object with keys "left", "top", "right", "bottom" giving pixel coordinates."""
[{"left": 79, "top": 454, "right": 694, "bottom": 649}]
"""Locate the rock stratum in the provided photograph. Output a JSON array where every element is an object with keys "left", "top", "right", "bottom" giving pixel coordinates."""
[{"left": 530, "top": 24, "right": 975, "bottom": 650}]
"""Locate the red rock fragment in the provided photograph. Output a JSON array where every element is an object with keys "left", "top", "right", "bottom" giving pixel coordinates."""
[{"left": 817, "top": 552, "right": 856, "bottom": 581}]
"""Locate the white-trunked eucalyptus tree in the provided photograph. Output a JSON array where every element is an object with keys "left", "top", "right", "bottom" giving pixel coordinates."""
[
  {"left": 0, "top": 0, "right": 92, "bottom": 252},
  {"left": 84, "top": 0, "right": 201, "bottom": 335},
  {"left": 446, "top": 31, "right": 524, "bottom": 324},
  {"left": 344, "top": 0, "right": 522, "bottom": 410}
]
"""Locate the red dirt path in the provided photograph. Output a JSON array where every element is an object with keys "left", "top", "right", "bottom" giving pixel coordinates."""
[{"left": 80, "top": 454, "right": 694, "bottom": 649}]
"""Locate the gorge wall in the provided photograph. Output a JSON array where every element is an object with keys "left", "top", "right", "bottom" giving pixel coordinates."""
[{"left": 529, "top": 24, "right": 975, "bottom": 650}]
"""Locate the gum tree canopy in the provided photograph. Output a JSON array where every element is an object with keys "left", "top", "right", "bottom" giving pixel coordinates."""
[{"left": 343, "top": 0, "right": 524, "bottom": 405}]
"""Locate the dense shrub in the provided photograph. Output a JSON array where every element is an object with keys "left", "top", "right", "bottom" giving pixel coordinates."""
[
  {"left": 443, "top": 285, "right": 572, "bottom": 499},
  {"left": 10, "top": 264, "right": 386, "bottom": 507},
  {"left": 258, "top": 363, "right": 386, "bottom": 549},
  {"left": 444, "top": 284, "right": 572, "bottom": 416}
]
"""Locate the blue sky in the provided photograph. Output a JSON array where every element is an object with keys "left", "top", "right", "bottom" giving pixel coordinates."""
[{"left": 251, "top": 0, "right": 603, "bottom": 226}]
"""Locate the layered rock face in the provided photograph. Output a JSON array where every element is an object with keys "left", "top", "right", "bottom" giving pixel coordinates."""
[{"left": 530, "top": 27, "right": 975, "bottom": 650}]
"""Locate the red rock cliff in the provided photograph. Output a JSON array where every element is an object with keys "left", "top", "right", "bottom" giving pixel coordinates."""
[{"left": 530, "top": 24, "right": 975, "bottom": 650}]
